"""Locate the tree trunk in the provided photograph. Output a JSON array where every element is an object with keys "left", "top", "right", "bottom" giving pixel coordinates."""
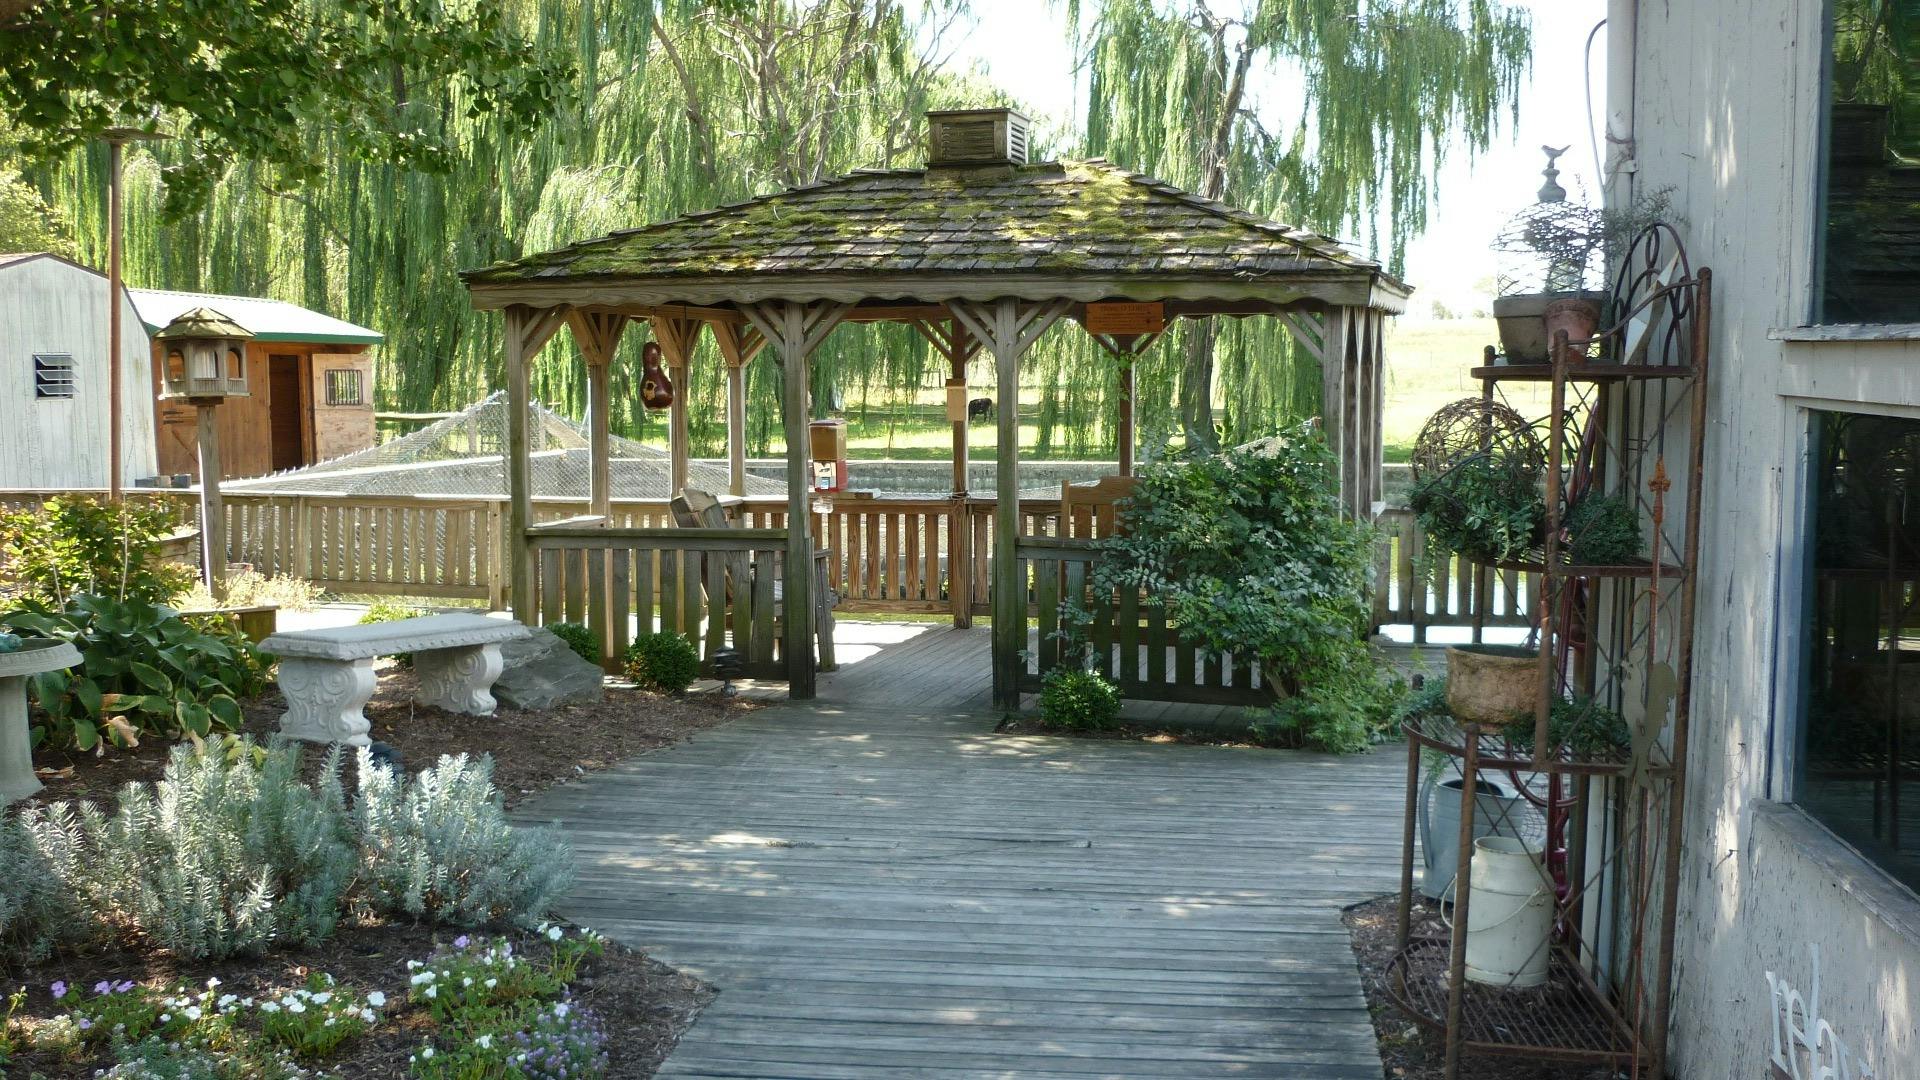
[{"left": 1181, "top": 320, "right": 1218, "bottom": 448}]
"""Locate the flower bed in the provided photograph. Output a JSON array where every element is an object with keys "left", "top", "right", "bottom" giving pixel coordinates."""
[{"left": 2, "top": 922, "right": 711, "bottom": 1078}]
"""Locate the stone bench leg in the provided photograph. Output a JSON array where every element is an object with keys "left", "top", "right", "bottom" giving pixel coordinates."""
[
  {"left": 277, "top": 657, "right": 376, "bottom": 747},
  {"left": 414, "top": 643, "right": 505, "bottom": 716}
]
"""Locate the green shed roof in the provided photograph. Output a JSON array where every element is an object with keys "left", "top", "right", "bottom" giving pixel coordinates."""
[
  {"left": 130, "top": 288, "right": 383, "bottom": 344},
  {"left": 463, "top": 159, "right": 1408, "bottom": 312}
]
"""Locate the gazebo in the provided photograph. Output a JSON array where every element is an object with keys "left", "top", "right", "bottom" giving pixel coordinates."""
[{"left": 462, "top": 108, "right": 1406, "bottom": 707}]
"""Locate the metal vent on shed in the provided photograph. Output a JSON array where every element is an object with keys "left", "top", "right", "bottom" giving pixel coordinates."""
[
  {"left": 33, "top": 353, "right": 74, "bottom": 399},
  {"left": 927, "top": 108, "right": 1031, "bottom": 167}
]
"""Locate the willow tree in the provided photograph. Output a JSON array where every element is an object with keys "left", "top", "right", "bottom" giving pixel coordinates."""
[{"left": 1067, "top": 0, "right": 1530, "bottom": 442}]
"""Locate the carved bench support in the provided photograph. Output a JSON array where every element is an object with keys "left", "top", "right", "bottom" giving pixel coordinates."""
[
  {"left": 276, "top": 657, "right": 378, "bottom": 747},
  {"left": 414, "top": 644, "right": 506, "bottom": 716}
]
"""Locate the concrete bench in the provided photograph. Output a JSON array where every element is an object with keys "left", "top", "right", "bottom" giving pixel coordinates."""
[{"left": 262, "top": 614, "right": 529, "bottom": 747}]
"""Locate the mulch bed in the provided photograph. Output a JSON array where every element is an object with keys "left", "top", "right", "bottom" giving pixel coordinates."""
[
  {"left": 24, "top": 662, "right": 753, "bottom": 810},
  {"left": 4, "top": 921, "right": 713, "bottom": 1079},
  {"left": 10, "top": 664, "right": 750, "bottom": 1077},
  {"left": 1344, "top": 895, "right": 1618, "bottom": 1080}
]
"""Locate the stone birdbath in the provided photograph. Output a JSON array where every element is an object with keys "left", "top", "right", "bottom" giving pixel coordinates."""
[{"left": 0, "top": 637, "right": 80, "bottom": 804}]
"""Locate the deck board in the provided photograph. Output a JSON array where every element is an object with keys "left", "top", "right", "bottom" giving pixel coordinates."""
[{"left": 517, "top": 620, "right": 1406, "bottom": 1079}]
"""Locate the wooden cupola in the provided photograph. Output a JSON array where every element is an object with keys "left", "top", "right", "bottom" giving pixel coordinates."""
[{"left": 926, "top": 108, "right": 1031, "bottom": 167}]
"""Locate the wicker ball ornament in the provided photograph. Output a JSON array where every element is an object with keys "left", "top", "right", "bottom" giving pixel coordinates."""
[{"left": 1409, "top": 398, "right": 1547, "bottom": 482}]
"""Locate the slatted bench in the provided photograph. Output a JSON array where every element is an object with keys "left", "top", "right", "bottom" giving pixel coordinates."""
[{"left": 262, "top": 614, "right": 529, "bottom": 747}]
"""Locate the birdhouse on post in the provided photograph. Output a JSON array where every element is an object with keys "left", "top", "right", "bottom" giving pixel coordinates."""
[
  {"left": 154, "top": 307, "right": 253, "bottom": 596},
  {"left": 156, "top": 307, "right": 252, "bottom": 401}
]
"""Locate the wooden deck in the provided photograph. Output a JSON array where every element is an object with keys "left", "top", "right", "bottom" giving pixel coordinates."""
[{"left": 518, "top": 621, "right": 1410, "bottom": 1078}]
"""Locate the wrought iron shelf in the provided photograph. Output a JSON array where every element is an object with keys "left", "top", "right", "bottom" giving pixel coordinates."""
[
  {"left": 1465, "top": 552, "right": 1691, "bottom": 581},
  {"left": 1471, "top": 362, "right": 1698, "bottom": 382},
  {"left": 1401, "top": 713, "right": 1663, "bottom": 779},
  {"left": 1384, "top": 936, "right": 1648, "bottom": 1072}
]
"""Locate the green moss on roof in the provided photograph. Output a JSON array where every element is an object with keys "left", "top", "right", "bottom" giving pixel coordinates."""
[{"left": 465, "top": 159, "right": 1382, "bottom": 286}]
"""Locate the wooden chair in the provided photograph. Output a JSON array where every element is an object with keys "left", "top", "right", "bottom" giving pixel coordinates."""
[
  {"left": 672, "top": 487, "right": 837, "bottom": 671},
  {"left": 1060, "top": 475, "right": 1137, "bottom": 539}
]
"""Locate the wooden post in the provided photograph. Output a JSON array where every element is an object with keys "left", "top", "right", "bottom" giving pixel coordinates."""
[
  {"left": 651, "top": 315, "right": 705, "bottom": 498},
  {"left": 194, "top": 402, "right": 226, "bottom": 597},
  {"left": 106, "top": 138, "right": 124, "bottom": 502},
  {"left": 504, "top": 305, "right": 566, "bottom": 624},
  {"left": 950, "top": 299, "right": 1070, "bottom": 711},
  {"left": 713, "top": 322, "right": 765, "bottom": 498},
  {"left": 1320, "top": 309, "right": 1352, "bottom": 514},
  {"left": 565, "top": 309, "right": 629, "bottom": 521},
  {"left": 741, "top": 301, "right": 850, "bottom": 699}
]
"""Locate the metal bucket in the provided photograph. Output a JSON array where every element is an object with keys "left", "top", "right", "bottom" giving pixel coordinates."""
[
  {"left": 1463, "top": 836, "right": 1553, "bottom": 988},
  {"left": 1419, "top": 775, "right": 1529, "bottom": 899}
]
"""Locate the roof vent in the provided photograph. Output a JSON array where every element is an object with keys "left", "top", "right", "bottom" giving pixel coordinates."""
[{"left": 927, "top": 108, "right": 1030, "bottom": 167}]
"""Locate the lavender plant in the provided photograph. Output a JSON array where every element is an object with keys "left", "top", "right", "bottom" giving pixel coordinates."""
[
  {"left": 351, "top": 751, "right": 573, "bottom": 927},
  {"left": 0, "top": 810, "right": 87, "bottom": 965}
]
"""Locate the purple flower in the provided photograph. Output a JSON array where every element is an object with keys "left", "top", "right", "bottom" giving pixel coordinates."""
[
  {"left": 77, "top": 1017, "right": 93, "bottom": 1030},
  {"left": 50, "top": 980, "right": 67, "bottom": 1000},
  {"left": 453, "top": 935, "right": 471, "bottom": 949},
  {"left": 94, "top": 980, "right": 111, "bottom": 995}
]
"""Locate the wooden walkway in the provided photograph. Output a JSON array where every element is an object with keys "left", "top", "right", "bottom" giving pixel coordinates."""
[{"left": 519, "top": 622, "right": 1408, "bottom": 1079}]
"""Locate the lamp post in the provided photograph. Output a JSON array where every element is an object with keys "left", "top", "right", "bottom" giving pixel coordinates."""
[{"left": 155, "top": 307, "right": 251, "bottom": 598}]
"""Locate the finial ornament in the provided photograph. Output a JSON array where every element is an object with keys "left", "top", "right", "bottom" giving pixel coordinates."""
[{"left": 1538, "top": 144, "right": 1569, "bottom": 203}]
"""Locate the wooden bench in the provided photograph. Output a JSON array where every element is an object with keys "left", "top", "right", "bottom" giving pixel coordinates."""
[{"left": 262, "top": 614, "right": 529, "bottom": 747}]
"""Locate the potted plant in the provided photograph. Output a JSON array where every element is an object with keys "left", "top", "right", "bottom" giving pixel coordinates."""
[{"left": 1491, "top": 189, "right": 1676, "bottom": 363}]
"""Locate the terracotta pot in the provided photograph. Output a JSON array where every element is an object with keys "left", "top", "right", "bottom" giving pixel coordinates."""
[
  {"left": 1445, "top": 645, "right": 1539, "bottom": 725},
  {"left": 1543, "top": 297, "right": 1603, "bottom": 361},
  {"left": 1493, "top": 291, "right": 1606, "bottom": 363}
]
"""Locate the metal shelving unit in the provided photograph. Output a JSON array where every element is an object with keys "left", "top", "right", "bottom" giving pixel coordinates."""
[{"left": 1387, "top": 225, "right": 1711, "bottom": 1080}]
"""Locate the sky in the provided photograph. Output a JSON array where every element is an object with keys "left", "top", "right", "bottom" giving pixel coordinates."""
[{"left": 935, "top": 0, "right": 1609, "bottom": 318}]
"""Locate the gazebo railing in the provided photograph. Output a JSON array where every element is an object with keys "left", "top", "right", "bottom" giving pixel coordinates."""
[
  {"left": 1013, "top": 536, "right": 1277, "bottom": 706},
  {"left": 526, "top": 521, "right": 799, "bottom": 678},
  {"left": 2, "top": 489, "right": 1508, "bottom": 642}
]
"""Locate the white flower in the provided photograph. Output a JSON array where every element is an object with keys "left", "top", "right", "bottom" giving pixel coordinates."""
[
  {"left": 475, "top": 1034, "right": 493, "bottom": 1050},
  {"left": 312, "top": 992, "right": 332, "bottom": 1004},
  {"left": 324, "top": 1017, "right": 336, "bottom": 1026},
  {"left": 421, "top": 1047, "right": 435, "bottom": 1060},
  {"left": 554, "top": 1002, "right": 569, "bottom": 1018},
  {"left": 365, "top": 992, "right": 386, "bottom": 1008},
  {"left": 410, "top": 973, "right": 434, "bottom": 986},
  {"left": 483, "top": 978, "right": 496, "bottom": 989},
  {"left": 359, "top": 1008, "right": 375, "bottom": 1023},
  {"left": 261, "top": 1002, "right": 282, "bottom": 1014},
  {"left": 463, "top": 978, "right": 473, "bottom": 988},
  {"left": 183, "top": 1006, "right": 202, "bottom": 1021},
  {"left": 547, "top": 926, "right": 564, "bottom": 942},
  {"left": 205, "top": 978, "right": 221, "bottom": 989},
  {"left": 423, "top": 986, "right": 437, "bottom": 1000},
  {"left": 286, "top": 1000, "right": 306, "bottom": 1014}
]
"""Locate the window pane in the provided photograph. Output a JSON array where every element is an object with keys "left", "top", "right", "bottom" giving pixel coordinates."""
[
  {"left": 1820, "top": 1, "right": 1920, "bottom": 323},
  {"left": 1800, "top": 410, "right": 1920, "bottom": 893}
]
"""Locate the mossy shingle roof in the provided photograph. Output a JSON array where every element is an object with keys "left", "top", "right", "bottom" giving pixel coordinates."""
[{"left": 464, "top": 160, "right": 1406, "bottom": 307}]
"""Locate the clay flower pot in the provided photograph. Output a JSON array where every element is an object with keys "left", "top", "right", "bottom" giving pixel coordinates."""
[
  {"left": 1445, "top": 644, "right": 1539, "bottom": 725},
  {"left": 1542, "top": 296, "right": 1603, "bottom": 361}
]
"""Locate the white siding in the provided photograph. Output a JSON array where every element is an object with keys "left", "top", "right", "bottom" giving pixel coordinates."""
[
  {"left": 1627, "top": 1, "right": 1920, "bottom": 1076},
  {"left": 0, "top": 257, "right": 158, "bottom": 488}
]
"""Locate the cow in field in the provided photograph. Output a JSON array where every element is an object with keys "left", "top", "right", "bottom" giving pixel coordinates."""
[{"left": 967, "top": 396, "right": 994, "bottom": 422}]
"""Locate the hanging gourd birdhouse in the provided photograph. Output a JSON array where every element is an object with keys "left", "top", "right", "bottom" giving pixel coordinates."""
[
  {"left": 156, "top": 307, "right": 253, "bottom": 401},
  {"left": 639, "top": 340, "right": 675, "bottom": 410}
]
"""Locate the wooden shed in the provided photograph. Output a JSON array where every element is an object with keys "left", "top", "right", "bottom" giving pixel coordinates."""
[
  {"left": 129, "top": 289, "right": 383, "bottom": 481},
  {"left": 0, "top": 252, "right": 158, "bottom": 489}
]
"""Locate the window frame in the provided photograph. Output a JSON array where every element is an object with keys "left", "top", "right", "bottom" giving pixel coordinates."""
[{"left": 323, "top": 367, "right": 364, "bottom": 407}]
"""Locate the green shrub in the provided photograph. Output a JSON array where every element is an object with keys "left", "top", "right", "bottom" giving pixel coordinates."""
[
  {"left": 0, "top": 810, "right": 86, "bottom": 965},
  {"left": 3, "top": 594, "right": 269, "bottom": 752},
  {"left": 1407, "top": 454, "right": 1546, "bottom": 566},
  {"left": 173, "top": 570, "right": 323, "bottom": 613},
  {"left": 20, "top": 740, "right": 357, "bottom": 960},
  {"left": 547, "top": 622, "right": 601, "bottom": 666},
  {"left": 1565, "top": 494, "right": 1645, "bottom": 565},
  {"left": 1504, "top": 697, "right": 1633, "bottom": 758},
  {"left": 1093, "top": 428, "right": 1397, "bottom": 753},
  {"left": 350, "top": 750, "right": 574, "bottom": 927},
  {"left": 0, "top": 495, "right": 194, "bottom": 609},
  {"left": 1038, "top": 668, "right": 1122, "bottom": 731},
  {"left": 622, "top": 632, "right": 700, "bottom": 693},
  {"left": 359, "top": 600, "right": 427, "bottom": 667}
]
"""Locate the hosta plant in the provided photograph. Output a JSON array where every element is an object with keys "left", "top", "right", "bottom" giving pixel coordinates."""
[{"left": 3, "top": 594, "right": 269, "bottom": 751}]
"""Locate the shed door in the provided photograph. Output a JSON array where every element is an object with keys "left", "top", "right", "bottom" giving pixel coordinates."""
[{"left": 269, "top": 354, "right": 305, "bottom": 471}]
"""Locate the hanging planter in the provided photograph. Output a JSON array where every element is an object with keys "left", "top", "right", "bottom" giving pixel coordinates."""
[{"left": 639, "top": 341, "right": 675, "bottom": 410}]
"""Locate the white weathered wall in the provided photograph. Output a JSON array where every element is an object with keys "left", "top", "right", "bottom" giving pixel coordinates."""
[
  {"left": 0, "top": 258, "right": 158, "bottom": 488},
  {"left": 1628, "top": 1, "right": 1920, "bottom": 1076}
]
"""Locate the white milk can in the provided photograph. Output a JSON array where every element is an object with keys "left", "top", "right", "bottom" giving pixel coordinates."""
[{"left": 1463, "top": 836, "right": 1553, "bottom": 987}]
